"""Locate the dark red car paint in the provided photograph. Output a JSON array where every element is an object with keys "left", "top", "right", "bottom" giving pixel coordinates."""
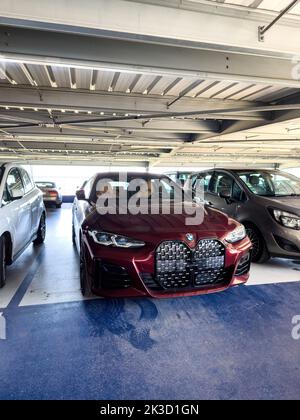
[{"left": 81, "top": 202, "right": 252, "bottom": 298}]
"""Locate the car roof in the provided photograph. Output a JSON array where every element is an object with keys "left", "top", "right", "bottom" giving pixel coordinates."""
[
  {"left": 94, "top": 172, "right": 171, "bottom": 178},
  {"left": 190, "top": 168, "right": 278, "bottom": 175},
  {"left": 0, "top": 161, "right": 28, "bottom": 169}
]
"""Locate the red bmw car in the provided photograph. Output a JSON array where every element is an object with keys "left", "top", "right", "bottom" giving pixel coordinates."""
[{"left": 72, "top": 173, "right": 252, "bottom": 298}]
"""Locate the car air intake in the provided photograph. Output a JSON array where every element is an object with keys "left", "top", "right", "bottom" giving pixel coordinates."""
[
  {"left": 154, "top": 239, "right": 227, "bottom": 290},
  {"left": 235, "top": 253, "right": 251, "bottom": 277}
]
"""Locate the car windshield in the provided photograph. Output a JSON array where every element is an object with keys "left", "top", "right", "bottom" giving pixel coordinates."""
[
  {"left": 36, "top": 182, "right": 56, "bottom": 189},
  {"left": 236, "top": 171, "right": 300, "bottom": 197},
  {"left": 91, "top": 174, "right": 186, "bottom": 203}
]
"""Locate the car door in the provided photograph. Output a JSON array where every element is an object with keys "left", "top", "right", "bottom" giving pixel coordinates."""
[
  {"left": 73, "top": 177, "right": 94, "bottom": 251},
  {"left": 207, "top": 171, "right": 240, "bottom": 218},
  {"left": 19, "top": 167, "right": 40, "bottom": 237},
  {"left": 3, "top": 167, "right": 32, "bottom": 255}
]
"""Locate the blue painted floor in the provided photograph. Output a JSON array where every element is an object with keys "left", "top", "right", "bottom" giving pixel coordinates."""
[
  {"left": 1, "top": 282, "right": 300, "bottom": 400},
  {"left": 0, "top": 206, "right": 299, "bottom": 400}
]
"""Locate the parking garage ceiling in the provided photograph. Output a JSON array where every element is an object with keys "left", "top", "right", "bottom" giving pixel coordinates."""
[{"left": 0, "top": 0, "right": 300, "bottom": 168}]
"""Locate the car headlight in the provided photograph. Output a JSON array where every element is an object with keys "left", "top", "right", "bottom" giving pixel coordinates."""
[
  {"left": 225, "top": 225, "right": 247, "bottom": 244},
  {"left": 272, "top": 209, "right": 300, "bottom": 230},
  {"left": 88, "top": 231, "right": 145, "bottom": 248}
]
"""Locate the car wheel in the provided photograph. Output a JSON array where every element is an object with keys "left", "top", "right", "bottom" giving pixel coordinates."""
[
  {"left": 80, "top": 240, "right": 92, "bottom": 297},
  {"left": 33, "top": 213, "right": 46, "bottom": 245},
  {"left": 245, "top": 225, "right": 270, "bottom": 263},
  {"left": 56, "top": 203, "right": 62, "bottom": 209},
  {"left": 0, "top": 236, "right": 7, "bottom": 289}
]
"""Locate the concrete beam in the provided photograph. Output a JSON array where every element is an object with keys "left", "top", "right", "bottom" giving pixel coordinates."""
[
  {"left": 1, "top": 25, "right": 300, "bottom": 88},
  {"left": 0, "top": 0, "right": 300, "bottom": 58},
  {"left": 0, "top": 87, "right": 265, "bottom": 118}
]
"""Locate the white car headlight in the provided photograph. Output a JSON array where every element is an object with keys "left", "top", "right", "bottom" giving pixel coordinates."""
[
  {"left": 272, "top": 209, "right": 300, "bottom": 230},
  {"left": 225, "top": 225, "right": 247, "bottom": 244},
  {"left": 88, "top": 231, "right": 145, "bottom": 248}
]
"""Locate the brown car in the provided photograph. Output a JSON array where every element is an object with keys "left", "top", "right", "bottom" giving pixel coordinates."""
[{"left": 191, "top": 169, "right": 300, "bottom": 263}]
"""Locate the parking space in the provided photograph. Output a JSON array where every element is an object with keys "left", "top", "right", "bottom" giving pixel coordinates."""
[
  {"left": 1, "top": 0, "right": 300, "bottom": 402},
  {"left": 0, "top": 206, "right": 300, "bottom": 400},
  {"left": 1, "top": 205, "right": 299, "bottom": 311}
]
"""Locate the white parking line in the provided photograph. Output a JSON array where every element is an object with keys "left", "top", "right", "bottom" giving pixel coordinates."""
[
  {"left": 19, "top": 235, "right": 98, "bottom": 307},
  {"left": 247, "top": 259, "right": 300, "bottom": 286},
  {"left": 0, "top": 247, "right": 42, "bottom": 309},
  {"left": 19, "top": 263, "right": 90, "bottom": 307},
  {"left": 20, "top": 259, "right": 300, "bottom": 307}
]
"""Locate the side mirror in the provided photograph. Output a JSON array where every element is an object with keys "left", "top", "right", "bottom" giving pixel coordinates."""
[
  {"left": 76, "top": 189, "right": 86, "bottom": 201},
  {"left": 219, "top": 189, "right": 236, "bottom": 204},
  {"left": 219, "top": 190, "right": 232, "bottom": 200}
]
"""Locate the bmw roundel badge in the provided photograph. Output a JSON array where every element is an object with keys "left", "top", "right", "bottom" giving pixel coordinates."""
[{"left": 186, "top": 233, "right": 194, "bottom": 242}]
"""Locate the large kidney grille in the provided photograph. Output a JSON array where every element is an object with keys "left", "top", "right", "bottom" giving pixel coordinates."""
[{"left": 155, "top": 239, "right": 226, "bottom": 289}]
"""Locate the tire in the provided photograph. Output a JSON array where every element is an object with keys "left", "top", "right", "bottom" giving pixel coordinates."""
[
  {"left": 0, "top": 236, "right": 7, "bottom": 289},
  {"left": 80, "top": 239, "right": 93, "bottom": 297},
  {"left": 245, "top": 224, "right": 270, "bottom": 264},
  {"left": 56, "top": 203, "right": 62, "bottom": 209},
  {"left": 33, "top": 213, "right": 46, "bottom": 245}
]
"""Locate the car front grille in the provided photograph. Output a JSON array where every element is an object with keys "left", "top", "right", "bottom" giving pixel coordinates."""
[{"left": 149, "top": 239, "right": 228, "bottom": 291}]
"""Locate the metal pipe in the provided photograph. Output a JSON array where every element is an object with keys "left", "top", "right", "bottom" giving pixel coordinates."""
[{"left": 259, "top": 0, "right": 299, "bottom": 41}]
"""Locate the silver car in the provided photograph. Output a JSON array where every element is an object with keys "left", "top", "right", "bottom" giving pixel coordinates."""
[{"left": 0, "top": 163, "right": 46, "bottom": 288}]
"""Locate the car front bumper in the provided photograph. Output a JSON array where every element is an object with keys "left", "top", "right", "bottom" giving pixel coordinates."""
[
  {"left": 260, "top": 217, "right": 300, "bottom": 259},
  {"left": 82, "top": 234, "right": 252, "bottom": 298}
]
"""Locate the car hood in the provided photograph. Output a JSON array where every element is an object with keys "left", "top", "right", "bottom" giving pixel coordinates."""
[
  {"left": 260, "top": 195, "right": 300, "bottom": 216},
  {"left": 84, "top": 203, "right": 237, "bottom": 245}
]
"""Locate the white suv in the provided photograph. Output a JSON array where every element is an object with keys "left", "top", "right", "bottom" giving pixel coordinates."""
[{"left": 0, "top": 163, "right": 46, "bottom": 289}]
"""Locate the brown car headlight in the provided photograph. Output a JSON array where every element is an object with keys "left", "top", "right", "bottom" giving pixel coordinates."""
[
  {"left": 88, "top": 230, "right": 145, "bottom": 248},
  {"left": 272, "top": 209, "right": 300, "bottom": 230}
]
